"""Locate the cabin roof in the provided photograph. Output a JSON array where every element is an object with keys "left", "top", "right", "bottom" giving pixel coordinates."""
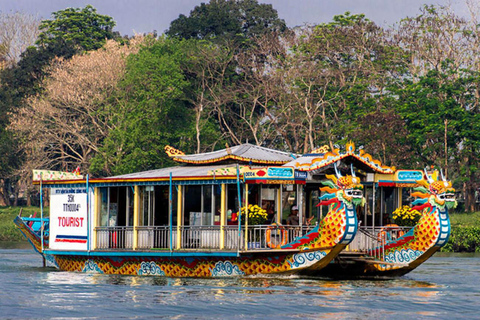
[
  {"left": 166, "top": 143, "right": 295, "bottom": 165},
  {"left": 284, "top": 142, "right": 395, "bottom": 174},
  {"left": 107, "top": 164, "right": 241, "bottom": 180}
]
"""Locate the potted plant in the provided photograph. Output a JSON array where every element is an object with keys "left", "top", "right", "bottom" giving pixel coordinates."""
[
  {"left": 240, "top": 204, "right": 268, "bottom": 248},
  {"left": 391, "top": 205, "right": 421, "bottom": 227},
  {"left": 240, "top": 204, "right": 269, "bottom": 225}
]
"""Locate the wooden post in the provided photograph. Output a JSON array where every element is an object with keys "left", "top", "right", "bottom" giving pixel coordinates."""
[
  {"left": 176, "top": 185, "right": 183, "bottom": 249},
  {"left": 220, "top": 184, "right": 226, "bottom": 249},
  {"left": 133, "top": 186, "right": 140, "bottom": 250},
  {"left": 244, "top": 183, "right": 249, "bottom": 250},
  {"left": 276, "top": 186, "right": 282, "bottom": 224},
  {"left": 92, "top": 187, "right": 101, "bottom": 250}
]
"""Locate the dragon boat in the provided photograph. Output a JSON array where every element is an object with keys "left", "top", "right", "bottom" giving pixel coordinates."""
[
  {"left": 14, "top": 143, "right": 361, "bottom": 277},
  {"left": 283, "top": 142, "right": 456, "bottom": 278},
  {"left": 318, "top": 169, "right": 455, "bottom": 278},
  {"left": 15, "top": 142, "right": 454, "bottom": 278}
]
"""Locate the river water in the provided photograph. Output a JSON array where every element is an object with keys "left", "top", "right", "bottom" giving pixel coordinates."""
[{"left": 0, "top": 245, "right": 478, "bottom": 319}]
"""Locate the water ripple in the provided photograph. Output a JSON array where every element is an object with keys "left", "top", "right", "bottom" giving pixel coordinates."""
[{"left": 1, "top": 249, "right": 479, "bottom": 319}]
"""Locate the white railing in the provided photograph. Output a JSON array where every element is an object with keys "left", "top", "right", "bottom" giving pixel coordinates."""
[
  {"left": 346, "top": 226, "right": 413, "bottom": 260},
  {"left": 180, "top": 226, "right": 221, "bottom": 249},
  {"left": 136, "top": 226, "right": 174, "bottom": 249},
  {"left": 244, "top": 225, "right": 314, "bottom": 250},
  {"left": 94, "top": 225, "right": 316, "bottom": 251},
  {"left": 94, "top": 225, "right": 413, "bottom": 255},
  {"left": 96, "top": 226, "right": 134, "bottom": 249}
]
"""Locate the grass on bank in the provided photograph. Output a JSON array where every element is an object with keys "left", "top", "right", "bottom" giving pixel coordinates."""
[
  {"left": 0, "top": 206, "right": 45, "bottom": 241},
  {"left": 449, "top": 211, "right": 480, "bottom": 226},
  {"left": 443, "top": 211, "right": 480, "bottom": 253}
]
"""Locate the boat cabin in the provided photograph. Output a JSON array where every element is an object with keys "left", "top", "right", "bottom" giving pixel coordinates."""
[
  {"left": 36, "top": 144, "right": 308, "bottom": 253},
  {"left": 35, "top": 142, "right": 421, "bottom": 255}
]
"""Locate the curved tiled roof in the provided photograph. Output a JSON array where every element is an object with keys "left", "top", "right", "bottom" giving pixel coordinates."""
[
  {"left": 168, "top": 143, "right": 295, "bottom": 165},
  {"left": 283, "top": 142, "right": 395, "bottom": 174}
]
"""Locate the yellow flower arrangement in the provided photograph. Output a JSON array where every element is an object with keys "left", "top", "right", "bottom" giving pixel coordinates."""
[
  {"left": 240, "top": 204, "right": 269, "bottom": 225},
  {"left": 392, "top": 205, "right": 421, "bottom": 226}
]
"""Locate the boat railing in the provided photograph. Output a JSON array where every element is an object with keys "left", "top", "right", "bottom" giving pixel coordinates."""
[
  {"left": 180, "top": 225, "right": 222, "bottom": 249},
  {"left": 346, "top": 226, "right": 413, "bottom": 260},
  {"left": 245, "top": 225, "right": 314, "bottom": 250},
  {"left": 95, "top": 226, "right": 134, "bottom": 249},
  {"left": 136, "top": 226, "right": 174, "bottom": 249},
  {"left": 95, "top": 224, "right": 316, "bottom": 251}
]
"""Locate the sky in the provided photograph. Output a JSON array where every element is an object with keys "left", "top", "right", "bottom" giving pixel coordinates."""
[{"left": 0, "top": 0, "right": 473, "bottom": 36}]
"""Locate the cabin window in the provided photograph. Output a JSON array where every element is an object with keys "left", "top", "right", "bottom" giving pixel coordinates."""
[
  {"left": 98, "top": 187, "right": 133, "bottom": 227},
  {"left": 203, "top": 186, "right": 213, "bottom": 225},
  {"left": 226, "top": 184, "right": 243, "bottom": 224},
  {"left": 99, "top": 187, "right": 109, "bottom": 226},
  {"left": 184, "top": 185, "right": 202, "bottom": 225},
  {"left": 152, "top": 186, "right": 170, "bottom": 226},
  {"left": 401, "top": 187, "right": 413, "bottom": 206},
  {"left": 141, "top": 186, "right": 155, "bottom": 226},
  {"left": 214, "top": 185, "right": 222, "bottom": 224},
  {"left": 307, "top": 188, "right": 321, "bottom": 222},
  {"left": 261, "top": 185, "right": 278, "bottom": 224},
  {"left": 382, "top": 187, "right": 397, "bottom": 225},
  {"left": 247, "top": 184, "right": 260, "bottom": 206}
]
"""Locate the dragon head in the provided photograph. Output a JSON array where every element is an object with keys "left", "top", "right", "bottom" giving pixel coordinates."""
[
  {"left": 319, "top": 164, "right": 365, "bottom": 208},
  {"left": 414, "top": 169, "right": 457, "bottom": 210}
]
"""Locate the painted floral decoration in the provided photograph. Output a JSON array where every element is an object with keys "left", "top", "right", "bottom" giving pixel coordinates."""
[
  {"left": 392, "top": 205, "right": 421, "bottom": 226},
  {"left": 240, "top": 204, "right": 268, "bottom": 225}
]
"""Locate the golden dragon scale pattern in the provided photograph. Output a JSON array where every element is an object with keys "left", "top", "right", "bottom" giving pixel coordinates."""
[{"left": 368, "top": 170, "right": 454, "bottom": 272}]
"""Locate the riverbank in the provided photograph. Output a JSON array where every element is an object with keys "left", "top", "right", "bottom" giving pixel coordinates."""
[
  {"left": 442, "top": 211, "right": 480, "bottom": 252},
  {"left": 1, "top": 206, "right": 479, "bottom": 251},
  {"left": 0, "top": 206, "right": 46, "bottom": 242}
]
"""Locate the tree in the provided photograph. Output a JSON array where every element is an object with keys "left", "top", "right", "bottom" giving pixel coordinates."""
[
  {"left": 393, "top": 5, "right": 480, "bottom": 211},
  {"left": 0, "top": 12, "right": 41, "bottom": 65},
  {"left": 263, "top": 13, "right": 404, "bottom": 154},
  {"left": 166, "top": 0, "right": 286, "bottom": 41},
  {"left": 179, "top": 40, "right": 233, "bottom": 153},
  {"left": 90, "top": 38, "right": 194, "bottom": 175},
  {"left": 11, "top": 38, "right": 144, "bottom": 181},
  {"left": 36, "top": 5, "right": 116, "bottom": 51}
]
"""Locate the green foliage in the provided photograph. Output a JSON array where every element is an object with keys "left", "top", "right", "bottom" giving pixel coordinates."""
[
  {"left": 0, "top": 206, "right": 45, "bottom": 241},
  {"left": 441, "top": 226, "right": 480, "bottom": 253},
  {"left": 36, "top": 5, "right": 116, "bottom": 51},
  {"left": 90, "top": 38, "right": 195, "bottom": 175},
  {"left": 394, "top": 67, "right": 468, "bottom": 164},
  {"left": 166, "top": 0, "right": 286, "bottom": 41},
  {"left": 441, "top": 212, "right": 480, "bottom": 252}
]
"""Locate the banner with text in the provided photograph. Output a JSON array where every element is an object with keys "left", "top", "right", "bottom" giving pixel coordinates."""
[{"left": 49, "top": 187, "right": 88, "bottom": 250}]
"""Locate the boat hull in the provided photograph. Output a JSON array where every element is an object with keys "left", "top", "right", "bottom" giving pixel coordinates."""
[
  {"left": 314, "top": 246, "right": 441, "bottom": 279},
  {"left": 46, "top": 246, "right": 344, "bottom": 277}
]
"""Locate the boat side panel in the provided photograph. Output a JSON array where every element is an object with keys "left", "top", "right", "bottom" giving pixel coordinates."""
[{"left": 52, "top": 248, "right": 336, "bottom": 277}]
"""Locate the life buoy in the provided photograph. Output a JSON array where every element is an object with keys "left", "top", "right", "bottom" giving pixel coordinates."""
[
  {"left": 266, "top": 223, "right": 288, "bottom": 249},
  {"left": 378, "top": 224, "right": 401, "bottom": 242}
]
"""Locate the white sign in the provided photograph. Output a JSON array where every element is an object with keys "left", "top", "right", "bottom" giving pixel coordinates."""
[{"left": 49, "top": 187, "right": 88, "bottom": 250}]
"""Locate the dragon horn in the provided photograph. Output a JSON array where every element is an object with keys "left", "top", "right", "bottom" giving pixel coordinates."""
[
  {"left": 424, "top": 168, "right": 434, "bottom": 184},
  {"left": 440, "top": 168, "right": 446, "bottom": 181},
  {"left": 334, "top": 162, "right": 342, "bottom": 178},
  {"left": 350, "top": 163, "right": 356, "bottom": 177}
]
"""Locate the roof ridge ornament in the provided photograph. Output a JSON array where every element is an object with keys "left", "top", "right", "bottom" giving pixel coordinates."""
[
  {"left": 165, "top": 145, "right": 185, "bottom": 157},
  {"left": 311, "top": 145, "right": 330, "bottom": 154},
  {"left": 295, "top": 141, "right": 396, "bottom": 174}
]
